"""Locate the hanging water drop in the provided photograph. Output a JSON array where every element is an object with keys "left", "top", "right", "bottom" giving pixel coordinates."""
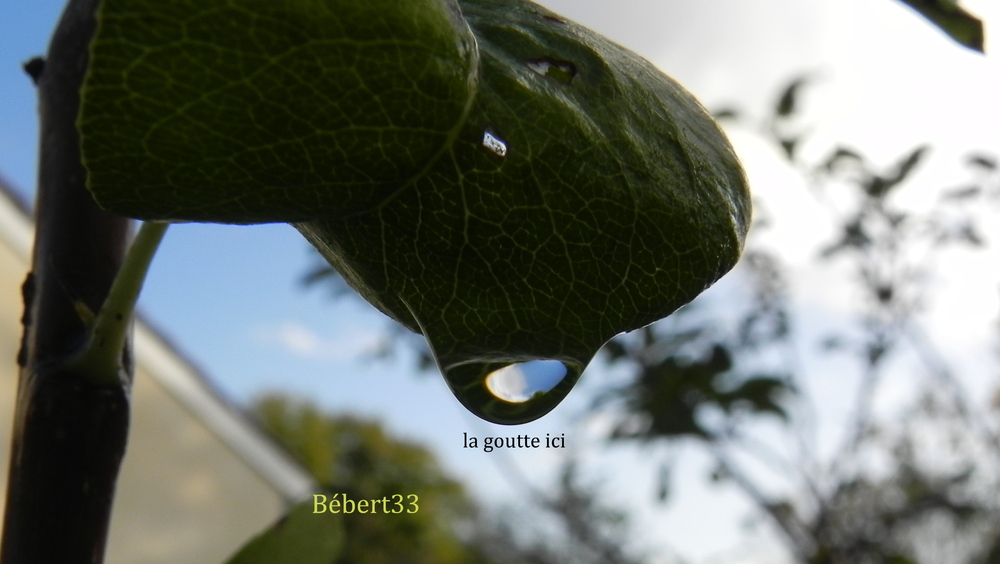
[
  {"left": 440, "top": 359, "right": 583, "bottom": 425},
  {"left": 482, "top": 131, "right": 507, "bottom": 157}
]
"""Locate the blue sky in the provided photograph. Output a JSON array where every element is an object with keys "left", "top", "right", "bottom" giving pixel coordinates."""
[{"left": 3, "top": 1, "right": 999, "bottom": 562}]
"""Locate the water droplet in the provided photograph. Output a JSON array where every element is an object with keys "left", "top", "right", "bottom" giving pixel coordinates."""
[
  {"left": 441, "top": 359, "right": 582, "bottom": 425},
  {"left": 526, "top": 58, "right": 577, "bottom": 84},
  {"left": 481, "top": 131, "right": 507, "bottom": 157},
  {"left": 485, "top": 360, "right": 568, "bottom": 402}
]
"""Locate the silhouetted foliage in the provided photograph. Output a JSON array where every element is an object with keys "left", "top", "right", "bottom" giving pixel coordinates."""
[{"left": 302, "top": 74, "right": 1000, "bottom": 563}]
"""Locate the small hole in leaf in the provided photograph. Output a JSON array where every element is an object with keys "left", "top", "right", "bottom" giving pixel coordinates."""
[
  {"left": 527, "top": 58, "right": 577, "bottom": 84},
  {"left": 482, "top": 131, "right": 507, "bottom": 157}
]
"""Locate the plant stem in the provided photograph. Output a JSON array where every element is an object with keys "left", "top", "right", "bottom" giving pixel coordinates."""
[
  {"left": 0, "top": 0, "right": 134, "bottom": 561},
  {"left": 68, "top": 221, "right": 169, "bottom": 385}
]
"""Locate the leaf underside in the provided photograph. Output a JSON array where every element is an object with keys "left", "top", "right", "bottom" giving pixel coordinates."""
[{"left": 81, "top": 0, "right": 751, "bottom": 423}]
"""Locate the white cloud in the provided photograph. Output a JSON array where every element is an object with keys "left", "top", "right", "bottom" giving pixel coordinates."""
[{"left": 255, "top": 321, "right": 385, "bottom": 361}]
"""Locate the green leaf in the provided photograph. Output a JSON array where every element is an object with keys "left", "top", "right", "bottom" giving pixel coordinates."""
[
  {"left": 718, "top": 375, "right": 791, "bottom": 420},
  {"left": 896, "top": 0, "right": 985, "bottom": 53},
  {"left": 966, "top": 153, "right": 997, "bottom": 170},
  {"left": 864, "top": 145, "right": 930, "bottom": 198},
  {"left": 81, "top": 0, "right": 751, "bottom": 424},
  {"left": 221, "top": 501, "right": 342, "bottom": 564},
  {"left": 774, "top": 76, "right": 809, "bottom": 118},
  {"left": 297, "top": 0, "right": 750, "bottom": 423},
  {"left": 819, "top": 146, "right": 865, "bottom": 174},
  {"left": 81, "top": 0, "right": 478, "bottom": 222}
]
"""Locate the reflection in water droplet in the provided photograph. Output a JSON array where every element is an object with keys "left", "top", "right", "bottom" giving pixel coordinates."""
[
  {"left": 441, "top": 359, "right": 583, "bottom": 425},
  {"left": 482, "top": 131, "right": 507, "bottom": 157},
  {"left": 526, "top": 58, "right": 577, "bottom": 84},
  {"left": 485, "top": 360, "right": 568, "bottom": 403}
]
